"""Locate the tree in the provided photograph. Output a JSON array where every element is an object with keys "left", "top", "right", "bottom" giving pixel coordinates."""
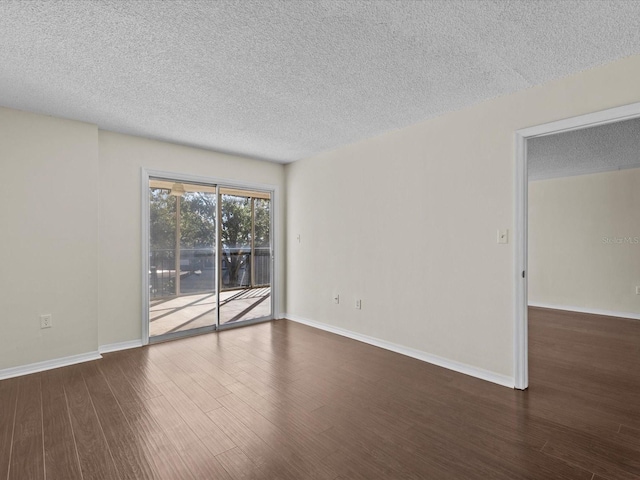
[
  {"left": 179, "top": 192, "right": 216, "bottom": 249},
  {"left": 149, "top": 188, "right": 177, "bottom": 296},
  {"left": 149, "top": 188, "right": 176, "bottom": 251},
  {"left": 254, "top": 199, "right": 270, "bottom": 248},
  {"left": 149, "top": 188, "right": 271, "bottom": 291},
  {"left": 220, "top": 195, "right": 251, "bottom": 287}
]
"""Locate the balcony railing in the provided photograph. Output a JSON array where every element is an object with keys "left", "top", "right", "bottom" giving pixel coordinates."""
[{"left": 150, "top": 246, "right": 271, "bottom": 299}]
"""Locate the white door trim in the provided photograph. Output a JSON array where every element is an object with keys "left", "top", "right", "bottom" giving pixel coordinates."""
[
  {"left": 141, "top": 168, "right": 280, "bottom": 345},
  {"left": 514, "top": 101, "right": 640, "bottom": 390}
]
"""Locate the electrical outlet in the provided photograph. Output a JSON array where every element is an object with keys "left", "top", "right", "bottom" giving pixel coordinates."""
[
  {"left": 333, "top": 294, "right": 340, "bottom": 304},
  {"left": 636, "top": 286, "right": 640, "bottom": 295},
  {"left": 40, "top": 314, "right": 52, "bottom": 329},
  {"left": 355, "top": 299, "right": 362, "bottom": 310}
]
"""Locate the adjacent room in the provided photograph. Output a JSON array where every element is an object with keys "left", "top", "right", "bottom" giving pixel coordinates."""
[
  {"left": 1, "top": 1, "right": 640, "bottom": 479},
  {"left": 526, "top": 117, "right": 640, "bottom": 477}
]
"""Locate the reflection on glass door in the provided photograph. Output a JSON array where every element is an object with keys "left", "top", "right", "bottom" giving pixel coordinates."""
[
  {"left": 149, "top": 179, "right": 217, "bottom": 338},
  {"left": 148, "top": 179, "right": 273, "bottom": 341},
  {"left": 219, "top": 188, "right": 272, "bottom": 325}
]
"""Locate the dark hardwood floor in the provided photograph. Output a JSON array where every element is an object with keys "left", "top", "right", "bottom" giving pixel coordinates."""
[{"left": 1, "top": 308, "right": 640, "bottom": 479}]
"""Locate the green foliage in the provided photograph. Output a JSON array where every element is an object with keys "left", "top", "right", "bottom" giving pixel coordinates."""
[
  {"left": 254, "top": 198, "right": 270, "bottom": 247},
  {"left": 149, "top": 189, "right": 176, "bottom": 250},
  {"left": 150, "top": 189, "right": 217, "bottom": 249},
  {"left": 149, "top": 187, "right": 270, "bottom": 289},
  {"left": 220, "top": 195, "right": 250, "bottom": 287},
  {"left": 220, "top": 195, "right": 251, "bottom": 250},
  {"left": 180, "top": 192, "right": 216, "bottom": 248}
]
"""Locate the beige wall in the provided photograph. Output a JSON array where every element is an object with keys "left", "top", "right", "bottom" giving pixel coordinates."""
[
  {"left": 98, "top": 131, "right": 285, "bottom": 347},
  {"left": 0, "top": 106, "right": 284, "bottom": 371},
  {"left": 529, "top": 168, "right": 640, "bottom": 316},
  {"left": 0, "top": 107, "right": 99, "bottom": 370},
  {"left": 3, "top": 54, "right": 640, "bottom": 380},
  {"left": 286, "top": 54, "right": 640, "bottom": 381}
]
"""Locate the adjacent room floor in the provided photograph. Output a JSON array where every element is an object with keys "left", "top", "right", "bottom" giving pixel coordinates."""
[{"left": 0, "top": 308, "right": 639, "bottom": 479}]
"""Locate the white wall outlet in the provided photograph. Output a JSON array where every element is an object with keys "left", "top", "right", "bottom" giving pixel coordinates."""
[
  {"left": 636, "top": 286, "right": 640, "bottom": 295},
  {"left": 40, "top": 314, "right": 52, "bottom": 329},
  {"left": 333, "top": 294, "right": 340, "bottom": 304},
  {"left": 497, "top": 229, "right": 509, "bottom": 244},
  {"left": 296, "top": 234, "right": 301, "bottom": 243},
  {"left": 355, "top": 299, "right": 362, "bottom": 310}
]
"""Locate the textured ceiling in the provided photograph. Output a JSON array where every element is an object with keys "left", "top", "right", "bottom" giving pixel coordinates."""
[
  {"left": 1, "top": 1, "right": 640, "bottom": 163},
  {"left": 528, "top": 118, "right": 640, "bottom": 181}
]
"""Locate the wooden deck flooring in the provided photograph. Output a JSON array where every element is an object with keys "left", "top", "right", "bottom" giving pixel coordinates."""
[{"left": 1, "top": 308, "right": 640, "bottom": 479}]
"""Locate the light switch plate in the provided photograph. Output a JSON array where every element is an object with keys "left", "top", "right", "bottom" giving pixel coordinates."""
[{"left": 497, "top": 229, "right": 509, "bottom": 244}]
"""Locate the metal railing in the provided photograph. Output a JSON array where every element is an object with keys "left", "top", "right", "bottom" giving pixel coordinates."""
[
  {"left": 221, "top": 246, "right": 271, "bottom": 289},
  {"left": 150, "top": 246, "right": 270, "bottom": 299}
]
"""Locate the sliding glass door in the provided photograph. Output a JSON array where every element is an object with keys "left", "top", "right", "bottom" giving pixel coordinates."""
[
  {"left": 147, "top": 178, "right": 272, "bottom": 341},
  {"left": 219, "top": 188, "right": 272, "bottom": 325},
  {"left": 148, "top": 179, "right": 218, "bottom": 338}
]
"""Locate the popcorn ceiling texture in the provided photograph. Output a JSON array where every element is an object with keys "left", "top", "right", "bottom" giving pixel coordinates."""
[
  {"left": 528, "top": 118, "right": 640, "bottom": 181},
  {"left": 1, "top": 0, "right": 640, "bottom": 163}
]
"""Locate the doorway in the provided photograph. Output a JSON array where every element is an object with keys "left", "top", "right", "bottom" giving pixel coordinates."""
[
  {"left": 143, "top": 173, "right": 274, "bottom": 343},
  {"left": 514, "top": 101, "right": 640, "bottom": 389}
]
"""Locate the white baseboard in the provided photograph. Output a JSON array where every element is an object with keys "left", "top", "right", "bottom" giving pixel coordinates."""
[
  {"left": 284, "top": 314, "right": 514, "bottom": 389},
  {"left": 99, "top": 339, "right": 143, "bottom": 354},
  {"left": 528, "top": 303, "right": 640, "bottom": 320},
  {"left": 0, "top": 351, "right": 102, "bottom": 381}
]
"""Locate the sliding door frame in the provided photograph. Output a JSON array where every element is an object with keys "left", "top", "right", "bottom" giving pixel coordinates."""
[
  {"left": 141, "top": 168, "right": 279, "bottom": 345},
  {"left": 513, "top": 101, "right": 640, "bottom": 390}
]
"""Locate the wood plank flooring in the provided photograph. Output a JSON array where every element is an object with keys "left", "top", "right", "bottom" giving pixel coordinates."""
[{"left": 1, "top": 308, "right": 640, "bottom": 479}]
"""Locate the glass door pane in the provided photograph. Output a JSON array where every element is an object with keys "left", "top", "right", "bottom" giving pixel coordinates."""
[
  {"left": 253, "top": 198, "right": 271, "bottom": 287},
  {"left": 219, "top": 188, "right": 272, "bottom": 325},
  {"left": 149, "top": 179, "right": 217, "bottom": 338}
]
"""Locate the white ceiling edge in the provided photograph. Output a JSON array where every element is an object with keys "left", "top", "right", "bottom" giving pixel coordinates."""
[{"left": 529, "top": 163, "right": 640, "bottom": 182}]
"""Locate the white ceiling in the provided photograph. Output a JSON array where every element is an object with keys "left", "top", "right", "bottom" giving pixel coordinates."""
[
  {"left": 1, "top": 1, "right": 640, "bottom": 163},
  {"left": 528, "top": 117, "right": 640, "bottom": 181}
]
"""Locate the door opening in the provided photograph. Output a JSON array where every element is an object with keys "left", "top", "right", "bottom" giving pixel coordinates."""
[
  {"left": 514, "top": 101, "right": 640, "bottom": 390},
  {"left": 143, "top": 173, "right": 274, "bottom": 344}
]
